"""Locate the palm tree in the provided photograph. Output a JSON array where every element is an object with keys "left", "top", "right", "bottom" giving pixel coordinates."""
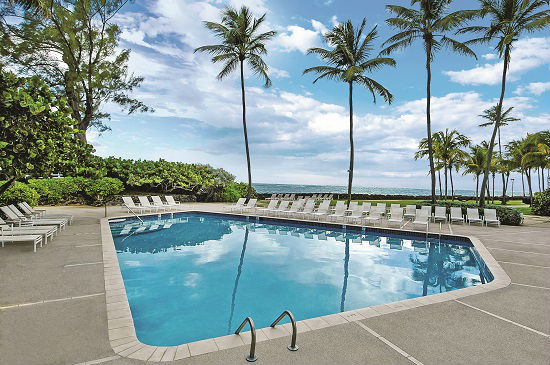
[
  {"left": 479, "top": 105, "right": 519, "bottom": 203},
  {"left": 382, "top": 0, "right": 477, "bottom": 204},
  {"left": 463, "top": 145, "right": 486, "bottom": 203},
  {"left": 416, "top": 129, "right": 470, "bottom": 201},
  {"left": 304, "top": 19, "right": 395, "bottom": 205},
  {"left": 459, "top": 0, "right": 549, "bottom": 206},
  {"left": 195, "top": 6, "right": 276, "bottom": 199}
]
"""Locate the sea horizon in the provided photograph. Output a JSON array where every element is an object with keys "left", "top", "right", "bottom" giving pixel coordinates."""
[{"left": 253, "top": 183, "right": 477, "bottom": 196}]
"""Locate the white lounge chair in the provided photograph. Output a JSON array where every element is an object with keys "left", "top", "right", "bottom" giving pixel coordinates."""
[
  {"left": 346, "top": 203, "right": 365, "bottom": 224},
  {"left": 9, "top": 204, "right": 70, "bottom": 226},
  {"left": 484, "top": 209, "right": 500, "bottom": 227},
  {"left": 270, "top": 200, "right": 290, "bottom": 216},
  {"left": 122, "top": 197, "right": 151, "bottom": 213},
  {"left": 363, "top": 210, "right": 382, "bottom": 226},
  {"left": 282, "top": 199, "right": 305, "bottom": 218},
  {"left": 0, "top": 221, "right": 55, "bottom": 244},
  {"left": 241, "top": 199, "right": 258, "bottom": 213},
  {"left": 467, "top": 208, "right": 484, "bottom": 226},
  {"left": 138, "top": 196, "right": 164, "bottom": 212},
  {"left": 450, "top": 207, "right": 465, "bottom": 224},
  {"left": 165, "top": 196, "right": 183, "bottom": 209},
  {"left": 0, "top": 227, "right": 43, "bottom": 252},
  {"left": 151, "top": 196, "right": 177, "bottom": 210},
  {"left": 310, "top": 200, "right": 330, "bottom": 220},
  {"left": 19, "top": 202, "right": 73, "bottom": 224},
  {"left": 295, "top": 199, "right": 316, "bottom": 219},
  {"left": 226, "top": 198, "right": 246, "bottom": 212},
  {"left": 387, "top": 208, "right": 404, "bottom": 228},
  {"left": 267, "top": 194, "right": 277, "bottom": 200},
  {"left": 2, "top": 206, "right": 67, "bottom": 229},
  {"left": 404, "top": 205, "right": 416, "bottom": 220},
  {"left": 420, "top": 205, "right": 432, "bottom": 218},
  {"left": 327, "top": 201, "right": 346, "bottom": 222},
  {"left": 433, "top": 206, "right": 447, "bottom": 222},
  {"left": 376, "top": 203, "right": 387, "bottom": 215},
  {"left": 413, "top": 209, "right": 430, "bottom": 231},
  {"left": 256, "top": 199, "right": 278, "bottom": 215}
]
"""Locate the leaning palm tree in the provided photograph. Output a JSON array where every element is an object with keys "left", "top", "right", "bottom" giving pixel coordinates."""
[
  {"left": 463, "top": 145, "right": 487, "bottom": 203},
  {"left": 304, "top": 19, "right": 395, "bottom": 205},
  {"left": 479, "top": 105, "right": 519, "bottom": 203},
  {"left": 382, "top": 0, "right": 477, "bottom": 204},
  {"left": 458, "top": 0, "right": 549, "bottom": 206},
  {"left": 195, "top": 6, "right": 276, "bottom": 199}
]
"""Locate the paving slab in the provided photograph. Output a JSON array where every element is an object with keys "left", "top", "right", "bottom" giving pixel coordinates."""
[
  {"left": 459, "top": 285, "right": 550, "bottom": 334},
  {"left": 499, "top": 262, "right": 550, "bottom": 288},
  {"left": 362, "top": 300, "right": 550, "bottom": 365},
  {"left": 486, "top": 249, "right": 550, "bottom": 267}
]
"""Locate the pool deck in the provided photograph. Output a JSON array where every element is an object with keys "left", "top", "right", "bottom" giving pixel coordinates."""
[{"left": 1, "top": 204, "right": 549, "bottom": 365}]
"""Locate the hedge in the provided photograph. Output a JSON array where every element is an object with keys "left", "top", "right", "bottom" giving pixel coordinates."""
[
  {"left": 419, "top": 201, "right": 522, "bottom": 226},
  {"left": 532, "top": 189, "right": 550, "bottom": 216},
  {"left": 0, "top": 181, "right": 39, "bottom": 207}
]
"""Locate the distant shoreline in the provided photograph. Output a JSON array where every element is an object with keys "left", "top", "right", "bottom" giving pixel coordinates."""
[{"left": 253, "top": 183, "right": 476, "bottom": 196}]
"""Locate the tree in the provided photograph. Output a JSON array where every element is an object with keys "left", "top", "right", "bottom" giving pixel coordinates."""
[
  {"left": 0, "top": 70, "right": 84, "bottom": 193},
  {"left": 479, "top": 105, "right": 519, "bottom": 203},
  {"left": 462, "top": 145, "right": 486, "bottom": 203},
  {"left": 1, "top": 0, "right": 151, "bottom": 141},
  {"left": 195, "top": 6, "right": 276, "bottom": 199},
  {"left": 415, "top": 129, "right": 470, "bottom": 201},
  {"left": 382, "top": 0, "right": 477, "bottom": 204},
  {"left": 304, "top": 19, "right": 395, "bottom": 205},
  {"left": 459, "top": 0, "right": 549, "bottom": 206}
]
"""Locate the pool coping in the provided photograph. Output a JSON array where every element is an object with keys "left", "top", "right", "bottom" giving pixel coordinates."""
[{"left": 100, "top": 210, "right": 511, "bottom": 362}]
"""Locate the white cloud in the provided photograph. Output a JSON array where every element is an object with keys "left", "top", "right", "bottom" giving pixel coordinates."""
[
  {"left": 514, "top": 81, "right": 550, "bottom": 96},
  {"left": 274, "top": 19, "right": 328, "bottom": 53},
  {"left": 268, "top": 66, "right": 290, "bottom": 78},
  {"left": 444, "top": 37, "right": 550, "bottom": 85}
]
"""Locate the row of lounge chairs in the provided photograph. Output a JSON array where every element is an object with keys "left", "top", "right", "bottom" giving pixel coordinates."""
[
  {"left": 0, "top": 202, "right": 73, "bottom": 252},
  {"left": 225, "top": 199, "right": 501, "bottom": 230},
  {"left": 266, "top": 193, "right": 333, "bottom": 201},
  {"left": 122, "top": 196, "right": 183, "bottom": 212}
]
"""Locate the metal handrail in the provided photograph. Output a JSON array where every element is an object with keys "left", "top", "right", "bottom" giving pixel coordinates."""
[
  {"left": 235, "top": 317, "right": 258, "bottom": 362},
  {"left": 270, "top": 310, "right": 299, "bottom": 351},
  {"left": 123, "top": 204, "right": 144, "bottom": 224}
]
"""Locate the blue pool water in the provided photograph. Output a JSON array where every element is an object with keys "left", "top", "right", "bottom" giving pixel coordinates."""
[{"left": 109, "top": 212, "right": 492, "bottom": 346}]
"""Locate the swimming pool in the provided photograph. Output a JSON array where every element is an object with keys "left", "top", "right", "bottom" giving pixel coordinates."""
[{"left": 109, "top": 212, "right": 493, "bottom": 346}]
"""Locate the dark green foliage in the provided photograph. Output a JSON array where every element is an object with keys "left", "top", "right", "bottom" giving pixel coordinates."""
[
  {"left": 28, "top": 177, "right": 86, "bottom": 205},
  {"left": 83, "top": 177, "right": 124, "bottom": 206},
  {"left": 0, "top": 181, "right": 39, "bottom": 206},
  {"left": 532, "top": 189, "right": 550, "bottom": 216},
  {"left": 222, "top": 182, "right": 256, "bottom": 202},
  {"left": 420, "top": 201, "right": 522, "bottom": 225}
]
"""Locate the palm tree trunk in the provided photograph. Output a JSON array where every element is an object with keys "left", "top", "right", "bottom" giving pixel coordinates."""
[
  {"left": 347, "top": 81, "right": 354, "bottom": 206},
  {"left": 542, "top": 168, "right": 545, "bottom": 190},
  {"left": 437, "top": 160, "right": 442, "bottom": 199},
  {"left": 425, "top": 44, "right": 437, "bottom": 204},
  {"left": 492, "top": 173, "right": 495, "bottom": 204},
  {"left": 526, "top": 168, "right": 533, "bottom": 206},
  {"left": 444, "top": 161, "right": 448, "bottom": 201},
  {"left": 449, "top": 167, "right": 454, "bottom": 200},
  {"left": 340, "top": 238, "right": 350, "bottom": 312},
  {"left": 521, "top": 171, "right": 525, "bottom": 197},
  {"left": 480, "top": 45, "right": 510, "bottom": 206},
  {"left": 423, "top": 243, "right": 435, "bottom": 296},
  {"left": 537, "top": 167, "right": 541, "bottom": 192},
  {"left": 498, "top": 128, "right": 507, "bottom": 204},
  {"left": 240, "top": 60, "right": 253, "bottom": 199},
  {"left": 475, "top": 175, "right": 479, "bottom": 204}
]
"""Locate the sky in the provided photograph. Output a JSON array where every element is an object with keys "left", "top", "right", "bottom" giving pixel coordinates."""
[{"left": 91, "top": 0, "right": 550, "bottom": 191}]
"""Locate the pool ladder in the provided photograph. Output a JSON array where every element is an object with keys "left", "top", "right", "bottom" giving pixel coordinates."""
[{"left": 235, "top": 310, "right": 299, "bottom": 362}]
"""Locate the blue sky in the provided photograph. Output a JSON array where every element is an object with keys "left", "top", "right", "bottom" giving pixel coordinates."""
[{"left": 91, "top": 0, "right": 550, "bottom": 191}]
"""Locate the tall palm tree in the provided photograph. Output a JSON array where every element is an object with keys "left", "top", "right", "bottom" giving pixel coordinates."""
[
  {"left": 195, "top": 6, "right": 276, "bottom": 199},
  {"left": 479, "top": 105, "right": 519, "bottom": 202},
  {"left": 459, "top": 0, "right": 549, "bottom": 206},
  {"left": 462, "top": 145, "right": 486, "bottom": 203},
  {"left": 304, "top": 19, "right": 395, "bottom": 205},
  {"left": 382, "top": 0, "right": 477, "bottom": 204}
]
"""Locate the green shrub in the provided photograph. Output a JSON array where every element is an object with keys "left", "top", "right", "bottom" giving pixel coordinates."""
[
  {"left": 28, "top": 177, "right": 85, "bottom": 204},
  {"left": 222, "top": 182, "right": 255, "bottom": 202},
  {"left": 420, "top": 201, "right": 523, "bottom": 226},
  {"left": 0, "top": 181, "right": 39, "bottom": 207},
  {"left": 532, "top": 189, "right": 550, "bottom": 216},
  {"left": 83, "top": 177, "right": 124, "bottom": 206}
]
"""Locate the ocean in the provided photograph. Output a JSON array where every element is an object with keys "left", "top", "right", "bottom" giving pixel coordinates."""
[{"left": 253, "top": 183, "right": 476, "bottom": 196}]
